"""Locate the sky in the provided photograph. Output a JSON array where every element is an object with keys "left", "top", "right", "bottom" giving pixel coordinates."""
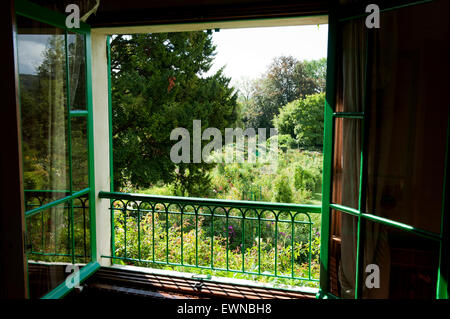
[
  {"left": 18, "top": 35, "right": 49, "bottom": 75},
  {"left": 205, "top": 24, "right": 328, "bottom": 87},
  {"left": 18, "top": 34, "right": 80, "bottom": 75}
]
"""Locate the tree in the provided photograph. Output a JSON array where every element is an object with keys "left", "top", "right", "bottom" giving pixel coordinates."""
[
  {"left": 272, "top": 175, "right": 293, "bottom": 203},
  {"left": 295, "top": 58, "right": 327, "bottom": 97},
  {"left": 110, "top": 32, "right": 239, "bottom": 195},
  {"left": 20, "top": 34, "right": 69, "bottom": 191},
  {"left": 273, "top": 92, "right": 325, "bottom": 150},
  {"left": 242, "top": 56, "right": 326, "bottom": 130},
  {"left": 235, "top": 76, "right": 255, "bottom": 103}
]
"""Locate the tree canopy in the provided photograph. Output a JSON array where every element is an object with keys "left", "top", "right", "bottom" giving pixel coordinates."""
[
  {"left": 273, "top": 92, "right": 325, "bottom": 150},
  {"left": 110, "top": 34, "right": 326, "bottom": 194},
  {"left": 110, "top": 32, "right": 239, "bottom": 195},
  {"left": 241, "top": 56, "right": 326, "bottom": 130}
]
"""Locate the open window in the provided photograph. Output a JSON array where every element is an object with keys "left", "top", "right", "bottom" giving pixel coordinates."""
[
  {"left": 15, "top": 0, "right": 97, "bottom": 298},
  {"left": 102, "top": 22, "right": 327, "bottom": 292},
  {"left": 323, "top": 0, "right": 449, "bottom": 299},
  {"left": 9, "top": 0, "right": 449, "bottom": 299}
]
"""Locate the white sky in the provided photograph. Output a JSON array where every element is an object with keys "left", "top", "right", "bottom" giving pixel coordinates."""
[
  {"left": 205, "top": 24, "right": 328, "bottom": 86},
  {"left": 18, "top": 35, "right": 48, "bottom": 75}
]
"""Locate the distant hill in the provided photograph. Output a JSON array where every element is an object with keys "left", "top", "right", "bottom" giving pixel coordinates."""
[{"left": 19, "top": 73, "right": 39, "bottom": 93}]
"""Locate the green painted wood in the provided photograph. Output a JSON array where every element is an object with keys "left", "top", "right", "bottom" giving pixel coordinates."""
[
  {"left": 99, "top": 191, "right": 321, "bottom": 213},
  {"left": 41, "top": 262, "right": 100, "bottom": 299},
  {"left": 437, "top": 109, "right": 450, "bottom": 299},
  {"left": 25, "top": 188, "right": 89, "bottom": 218},
  {"left": 15, "top": 0, "right": 90, "bottom": 33},
  {"left": 319, "top": 13, "right": 337, "bottom": 295}
]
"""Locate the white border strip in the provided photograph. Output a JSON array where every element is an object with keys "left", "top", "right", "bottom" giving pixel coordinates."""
[{"left": 92, "top": 15, "right": 328, "bottom": 35}]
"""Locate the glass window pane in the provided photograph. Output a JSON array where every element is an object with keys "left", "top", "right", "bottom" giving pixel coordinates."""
[
  {"left": 361, "top": 221, "right": 440, "bottom": 299},
  {"left": 331, "top": 18, "right": 366, "bottom": 210},
  {"left": 365, "top": 1, "right": 449, "bottom": 234},
  {"left": 25, "top": 198, "right": 90, "bottom": 298},
  {"left": 71, "top": 116, "right": 89, "bottom": 191},
  {"left": 18, "top": 14, "right": 91, "bottom": 299},
  {"left": 329, "top": 209, "right": 358, "bottom": 298},
  {"left": 67, "top": 32, "right": 86, "bottom": 109},
  {"left": 332, "top": 118, "right": 361, "bottom": 209},
  {"left": 73, "top": 195, "right": 91, "bottom": 264},
  {"left": 18, "top": 15, "right": 69, "bottom": 205},
  {"left": 334, "top": 17, "right": 367, "bottom": 113}
]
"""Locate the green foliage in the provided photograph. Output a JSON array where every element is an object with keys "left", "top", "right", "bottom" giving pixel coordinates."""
[
  {"left": 272, "top": 175, "right": 293, "bottom": 203},
  {"left": 110, "top": 33, "right": 239, "bottom": 194},
  {"left": 277, "top": 134, "right": 296, "bottom": 152},
  {"left": 294, "top": 167, "right": 316, "bottom": 192},
  {"left": 20, "top": 33, "right": 88, "bottom": 192},
  {"left": 133, "top": 148, "right": 323, "bottom": 288},
  {"left": 112, "top": 206, "right": 320, "bottom": 288},
  {"left": 20, "top": 35, "right": 68, "bottom": 191},
  {"left": 241, "top": 56, "right": 326, "bottom": 130},
  {"left": 146, "top": 149, "right": 323, "bottom": 205},
  {"left": 25, "top": 203, "right": 91, "bottom": 265},
  {"left": 273, "top": 93, "right": 325, "bottom": 150}
]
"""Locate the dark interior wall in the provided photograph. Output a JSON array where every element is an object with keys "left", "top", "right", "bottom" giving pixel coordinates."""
[
  {"left": 27, "top": 0, "right": 438, "bottom": 27},
  {"left": 0, "top": 0, "right": 28, "bottom": 299},
  {"left": 90, "top": 0, "right": 330, "bottom": 26},
  {"left": 28, "top": 0, "right": 330, "bottom": 26}
]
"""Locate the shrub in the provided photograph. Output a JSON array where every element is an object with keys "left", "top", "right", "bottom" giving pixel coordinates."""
[
  {"left": 272, "top": 175, "right": 293, "bottom": 203},
  {"left": 273, "top": 93, "right": 325, "bottom": 150},
  {"left": 294, "top": 166, "right": 316, "bottom": 192}
]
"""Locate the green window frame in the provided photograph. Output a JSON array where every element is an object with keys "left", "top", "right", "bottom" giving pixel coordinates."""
[
  {"left": 319, "top": 0, "right": 449, "bottom": 299},
  {"left": 15, "top": 0, "right": 99, "bottom": 299},
  {"left": 17, "top": 0, "right": 447, "bottom": 300}
]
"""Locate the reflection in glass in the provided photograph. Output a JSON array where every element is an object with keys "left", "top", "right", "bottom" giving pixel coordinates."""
[
  {"left": 332, "top": 118, "right": 361, "bottom": 209},
  {"left": 331, "top": 17, "right": 366, "bottom": 210},
  {"left": 329, "top": 210, "right": 357, "bottom": 298},
  {"left": 71, "top": 117, "right": 89, "bottom": 191},
  {"left": 18, "top": 15, "right": 91, "bottom": 299},
  {"left": 25, "top": 198, "right": 90, "bottom": 298},
  {"left": 365, "top": 2, "right": 449, "bottom": 234},
  {"left": 68, "top": 32, "right": 86, "bottom": 109},
  {"left": 18, "top": 15, "right": 69, "bottom": 202},
  {"left": 361, "top": 221, "right": 439, "bottom": 299},
  {"left": 73, "top": 196, "right": 91, "bottom": 264}
]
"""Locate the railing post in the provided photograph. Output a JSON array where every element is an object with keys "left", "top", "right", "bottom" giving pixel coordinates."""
[{"left": 91, "top": 31, "right": 111, "bottom": 266}]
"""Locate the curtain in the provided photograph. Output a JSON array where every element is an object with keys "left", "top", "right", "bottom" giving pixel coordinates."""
[
  {"left": 333, "top": 15, "right": 391, "bottom": 299},
  {"left": 333, "top": 0, "right": 449, "bottom": 298},
  {"left": 334, "top": 17, "right": 364, "bottom": 299}
]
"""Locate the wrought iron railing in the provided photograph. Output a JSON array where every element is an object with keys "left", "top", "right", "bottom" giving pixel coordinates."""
[
  {"left": 99, "top": 191, "right": 321, "bottom": 286},
  {"left": 24, "top": 190, "right": 91, "bottom": 263}
]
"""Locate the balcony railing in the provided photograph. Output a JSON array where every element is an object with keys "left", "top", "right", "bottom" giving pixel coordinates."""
[
  {"left": 99, "top": 191, "right": 321, "bottom": 287},
  {"left": 24, "top": 190, "right": 91, "bottom": 263}
]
